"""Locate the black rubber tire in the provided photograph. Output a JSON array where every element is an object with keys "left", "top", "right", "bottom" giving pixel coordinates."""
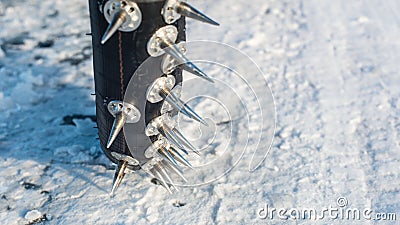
[{"left": 88, "top": 0, "right": 185, "bottom": 167}]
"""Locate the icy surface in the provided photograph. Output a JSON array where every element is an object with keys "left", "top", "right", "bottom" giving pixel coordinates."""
[{"left": 0, "top": 0, "right": 399, "bottom": 224}]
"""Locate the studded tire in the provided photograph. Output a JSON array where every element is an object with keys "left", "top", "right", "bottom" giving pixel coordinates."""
[{"left": 88, "top": 0, "right": 185, "bottom": 169}]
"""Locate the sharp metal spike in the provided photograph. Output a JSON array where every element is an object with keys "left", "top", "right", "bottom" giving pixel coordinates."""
[
  {"left": 107, "top": 112, "right": 127, "bottom": 148},
  {"left": 160, "top": 89, "right": 190, "bottom": 118},
  {"left": 171, "top": 128, "right": 200, "bottom": 155},
  {"left": 156, "top": 164, "right": 179, "bottom": 191},
  {"left": 152, "top": 167, "right": 173, "bottom": 194},
  {"left": 110, "top": 160, "right": 128, "bottom": 196},
  {"left": 160, "top": 89, "right": 208, "bottom": 126},
  {"left": 162, "top": 161, "right": 188, "bottom": 182},
  {"left": 180, "top": 61, "right": 215, "bottom": 83},
  {"left": 159, "top": 147, "right": 179, "bottom": 167},
  {"left": 163, "top": 44, "right": 214, "bottom": 83},
  {"left": 167, "top": 91, "right": 208, "bottom": 126},
  {"left": 101, "top": 9, "right": 128, "bottom": 45},
  {"left": 176, "top": 1, "right": 219, "bottom": 26},
  {"left": 163, "top": 125, "right": 199, "bottom": 156},
  {"left": 157, "top": 152, "right": 177, "bottom": 167},
  {"left": 176, "top": 146, "right": 189, "bottom": 155},
  {"left": 158, "top": 127, "right": 186, "bottom": 150},
  {"left": 170, "top": 147, "right": 193, "bottom": 169},
  {"left": 182, "top": 104, "right": 208, "bottom": 126}
]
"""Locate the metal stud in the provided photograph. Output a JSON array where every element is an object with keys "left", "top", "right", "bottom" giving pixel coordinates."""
[
  {"left": 106, "top": 101, "right": 141, "bottom": 148},
  {"left": 171, "top": 127, "right": 200, "bottom": 155},
  {"left": 169, "top": 147, "right": 193, "bottom": 169},
  {"left": 162, "top": 160, "right": 188, "bottom": 182},
  {"left": 152, "top": 166, "right": 173, "bottom": 194},
  {"left": 101, "top": 0, "right": 142, "bottom": 44},
  {"left": 162, "top": 0, "right": 219, "bottom": 26},
  {"left": 101, "top": 9, "right": 128, "bottom": 44},
  {"left": 147, "top": 25, "right": 214, "bottom": 82},
  {"left": 110, "top": 160, "right": 128, "bottom": 196},
  {"left": 145, "top": 77, "right": 208, "bottom": 125},
  {"left": 160, "top": 89, "right": 208, "bottom": 125},
  {"left": 175, "top": 1, "right": 219, "bottom": 25},
  {"left": 162, "top": 42, "right": 214, "bottom": 83},
  {"left": 156, "top": 164, "right": 179, "bottom": 191},
  {"left": 110, "top": 152, "right": 140, "bottom": 166},
  {"left": 159, "top": 146, "right": 179, "bottom": 167},
  {"left": 107, "top": 111, "right": 126, "bottom": 148}
]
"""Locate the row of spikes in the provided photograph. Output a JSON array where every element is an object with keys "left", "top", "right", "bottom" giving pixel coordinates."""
[
  {"left": 110, "top": 145, "right": 191, "bottom": 195},
  {"left": 101, "top": 0, "right": 219, "bottom": 44}
]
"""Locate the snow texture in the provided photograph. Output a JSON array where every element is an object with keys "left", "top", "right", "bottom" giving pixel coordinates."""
[{"left": 0, "top": 0, "right": 399, "bottom": 224}]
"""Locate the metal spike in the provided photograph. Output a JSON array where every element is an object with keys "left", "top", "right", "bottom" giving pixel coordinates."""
[
  {"left": 170, "top": 147, "right": 193, "bottom": 169},
  {"left": 180, "top": 61, "right": 215, "bottom": 83},
  {"left": 180, "top": 102, "right": 208, "bottom": 126},
  {"left": 158, "top": 127, "right": 186, "bottom": 150},
  {"left": 107, "top": 112, "right": 127, "bottom": 148},
  {"left": 159, "top": 147, "right": 179, "bottom": 167},
  {"left": 159, "top": 89, "right": 189, "bottom": 116},
  {"left": 160, "top": 89, "right": 208, "bottom": 126},
  {"left": 176, "top": 1, "right": 219, "bottom": 26},
  {"left": 156, "top": 164, "right": 179, "bottom": 191},
  {"left": 157, "top": 152, "right": 177, "bottom": 168},
  {"left": 172, "top": 128, "right": 200, "bottom": 155},
  {"left": 163, "top": 44, "right": 214, "bottom": 83},
  {"left": 147, "top": 169, "right": 156, "bottom": 179},
  {"left": 176, "top": 145, "right": 189, "bottom": 155},
  {"left": 164, "top": 125, "right": 199, "bottom": 156},
  {"left": 162, "top": 161, "right": 188, "bottom": 182},
  {"left": 152, "top": 167, "right": 173, "bottom": 194},
  {"left": 110, "top": 160, "right": 128, "bottom": 196},
  {"left": 101, "top": 9, "right": 128, "bottom": 45}
]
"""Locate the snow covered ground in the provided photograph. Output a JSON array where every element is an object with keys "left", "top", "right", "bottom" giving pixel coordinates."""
[{"left": 0, "top": 0, "right": 399, "bottom": 224}]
